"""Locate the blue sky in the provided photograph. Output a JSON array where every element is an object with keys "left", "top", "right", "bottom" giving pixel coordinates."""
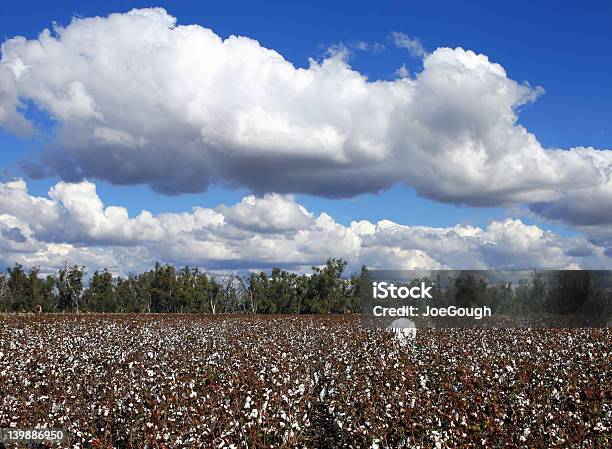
[
  {"left": 1, "top": 0, "right": 610, "bottom": 232},
  {"left": 1, "top": 1, "right": 612, "bottom": 273}
]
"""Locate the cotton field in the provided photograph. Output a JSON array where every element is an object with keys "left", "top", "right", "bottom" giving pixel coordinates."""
[{"left": 0, "top": 315, "right": 610, "bottom": 448}]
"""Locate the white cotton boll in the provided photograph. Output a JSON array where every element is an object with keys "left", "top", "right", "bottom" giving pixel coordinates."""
[{"left": 420, "top": 375, "right": 428, "bottom": 389}]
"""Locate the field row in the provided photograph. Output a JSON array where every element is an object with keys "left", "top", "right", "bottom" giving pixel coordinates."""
[{"left": 0, "top": 314, "right": 610, "bottom": 448}]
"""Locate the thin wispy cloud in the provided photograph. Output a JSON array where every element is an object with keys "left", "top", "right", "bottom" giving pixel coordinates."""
[
  {"left": 352, "top": 40, "right": 386, "bottom": 53},
  {"left": 390, "top": 31, "right": 426, "bottom": 57}
]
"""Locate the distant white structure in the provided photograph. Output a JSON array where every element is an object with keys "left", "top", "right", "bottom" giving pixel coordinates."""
[{"left": 386, "top": 318, "right": 417, "bottom": 345}]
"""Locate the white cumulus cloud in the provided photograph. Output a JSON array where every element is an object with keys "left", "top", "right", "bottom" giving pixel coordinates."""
[
  {"left": 0, "top": 7, "right": 610, "bottom": 234},
  {"left": 0, "top": 178, "right": 610, "bottom": 275}
]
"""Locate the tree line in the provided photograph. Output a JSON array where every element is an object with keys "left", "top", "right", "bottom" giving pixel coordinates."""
[
  {"left": 393, "top": 270, "right": 612, "bottom": 316},
  {"left": 0, "top": 259, "right": 364, "bottom": 314},
  {"left": 2, "top": 263, "right": 610, "bottom": 316}
]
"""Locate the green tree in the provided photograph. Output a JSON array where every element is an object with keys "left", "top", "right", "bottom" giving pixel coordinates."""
[
  {"left": 84, "top": 270, "right": 116, "bottom": 312},
  {"left": 150, "top": 263, "right": 178, "bottom": 312},
  {"left": 545, "top": 270, "right": 591, "bottom": 314},
  {"left": 115, "top": 275, "right": 139, "bottom": 312},
  {"left": 28, "top": 268, "right": 56, "bottom": 312},
  {"left": 304, "top": 258, "right": 350, "bottom": 314},
  {"left": 6, "top": 264, "right": 30, "bottom": 312},
  {"left": 488, "top": 282, "right": 514, "bottom": 314},
  {"left": 4, "top": 265, "right": 56, "bottom": 312},
  {"left": 453, "top": 272, "right": 488, "bottom": 308}
]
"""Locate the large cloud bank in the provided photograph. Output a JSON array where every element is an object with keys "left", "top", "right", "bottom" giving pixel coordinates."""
[
  {"left": 0, "top": 8, "right": 611, "bottom": 233},
  {"left": 1, "top": 178, "right": 610, "bottom": 275}
]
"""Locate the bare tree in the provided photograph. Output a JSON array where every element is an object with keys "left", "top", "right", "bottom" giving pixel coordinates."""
[
  {"left": 56, "top": 262, "right": 86, "bottom": 312},
  {"left": 236, "top": 275, "right": 256, "bottom": 313}
]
